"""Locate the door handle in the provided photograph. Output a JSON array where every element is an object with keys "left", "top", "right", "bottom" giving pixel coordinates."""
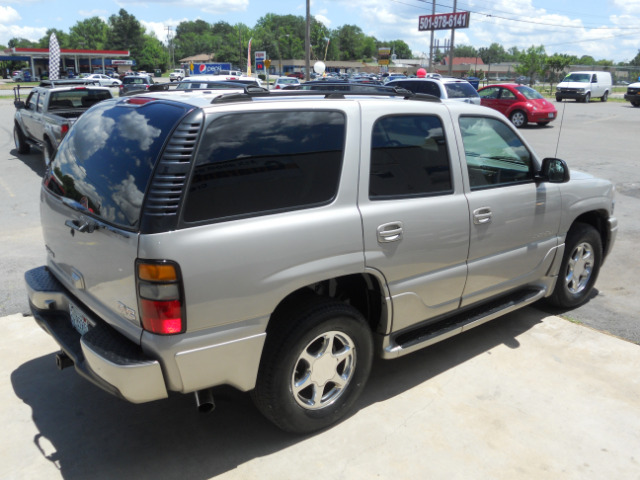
[
  {"left": 65, "top": 219, "right": 96, "bottom": 234},
  {"left": 473, "top": 207, "right": 492, "bottom": 225},
  {"left": 377, "top": 222, "right": 403, "bottom": 243}
]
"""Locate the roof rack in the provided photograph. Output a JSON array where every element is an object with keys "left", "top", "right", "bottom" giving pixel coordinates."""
[
  {"left": 39, "top": 79, "right": 101, "bottom": 87},
  {"left": 211, "top": 85, "right": 441, "bottom": 104}
]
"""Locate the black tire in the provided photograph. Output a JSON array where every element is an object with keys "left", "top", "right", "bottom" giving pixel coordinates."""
[
  {"left": 631, "top": 101, "right": 639, "bottom": 108},
  {"left": 548, "top": 223, "right": 602, "bottom": 308},
  {"left": 600, "top": 91, "right": 608, "bottom": 102},
  {"left": 583, "top": 92, "right": 591, "bottom": 103},
  {"left": 43, "top": 138, "right": 55, "bottom": 166},
  {"left": 555, "top": 96, "right": 562, "bottom": 102},
  {"left": 252, "top": 295, "right": 373, "bottom": 434},
  {"left": 509, "top": 110, "right": 527, "bottom": 128},
  {"left": 13, "top": 124, "right": 30, "bottom": 154}
]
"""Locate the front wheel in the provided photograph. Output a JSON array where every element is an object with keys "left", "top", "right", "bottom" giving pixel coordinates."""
[
  {"left": 252, "top": 296, "right": 373, "bottom": 434},
  {"left": 13, "top": 125, "right": 30, "bottom": 154},
  {"left": 509, "top": 110, "right": 527, "bottom": 128},
  {"left": 548, "top": 223, "right": 602, "bottom": 308},
  {"left": 632, "top": 101, "right": 640, "bottom": 108},
  {"left": 583, "top": 92, "right": 591, "bottom": 103}
]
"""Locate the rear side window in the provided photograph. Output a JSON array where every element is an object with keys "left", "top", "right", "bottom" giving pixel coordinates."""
[
  {"left": 44, "top": 100, "right": 188, "bottom": 229},
  {"left": 183, "top": 111, "right": 345, "bottom": 223},
  {"left": 369, "top": 115, "right": 452, "bottom": 199},
  {"left": 444, "top": 82, "right": 479, "bottom": 99}
]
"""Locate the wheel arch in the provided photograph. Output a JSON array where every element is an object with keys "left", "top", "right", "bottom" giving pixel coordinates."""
[
  {"left": 569, "top": 210, "right": 611, "bottom": 260},
  {"left": 266, "top": 273, "right": 388, "bottom": 338}
]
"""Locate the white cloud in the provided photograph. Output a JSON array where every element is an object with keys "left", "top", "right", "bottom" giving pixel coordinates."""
[
  {"left": 0, "top": 6, "right": 20, "bottom": 24},
  {"left": 613, "top": 0, "right": 640, "bottom": 15},
  {"left": 141, "top": 18, "right": 186, "bottom": 44},
  {"left": 115, "top": 0, "right": 249, "bottom": 15},
  {"left": 78, "top": 9, "right": 108, "bottom": 17}
]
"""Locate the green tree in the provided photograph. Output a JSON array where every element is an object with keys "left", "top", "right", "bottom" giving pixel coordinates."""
[
  {"left": 107, "top": 9, "right": 145, "bottom": 64},
  {"left": 478, "top": 43, "right": 506, "bottom": 78},
  {"left": 8, "top": 38, "right": 38, "bottom": 48},
  {"left": 37, "top": 29, "right": 70, "bottom": 49},
  {"left": 516, "top": 45, "right": 547, "bottom": 85},
  {"left": 578, "top": 55, "right": 596, "bottom": 66},
  {"left": 69, "top": 17, "right": 108, "bottom": 49},
  {"left": 454, "top": 45, "right": 478, "bottom": 58},
  {"left": 137, "top": 34, "right": 170, "bottom": 71},
  {"left": 546, "top": 53, "right": 572, "bottom": 86}
]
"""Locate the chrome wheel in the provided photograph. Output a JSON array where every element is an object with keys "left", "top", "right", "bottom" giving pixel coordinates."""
[
  {"left": 564, "top": 242, "right": 594, "bottom": 294},
  {"left": 292, "top": 330, "right": 356, "bottom": 410}
]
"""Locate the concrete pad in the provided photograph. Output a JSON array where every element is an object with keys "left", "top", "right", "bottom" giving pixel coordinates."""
[{"left": 1, "top": 308, "right": 639, "bottom": 479}]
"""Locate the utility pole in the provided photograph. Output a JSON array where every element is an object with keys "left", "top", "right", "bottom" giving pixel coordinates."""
[
  {"left": 447, "top": 0, "right": 457, "bottom": 76},
  {"left": 166, "top": 26, "right": 174, "bottom": 67},
  {"left": 428, "top": 0, "right": 435, "bottom": 71},
  {"left": 305, "top": 0, "right": 311, "bottom": 81}
]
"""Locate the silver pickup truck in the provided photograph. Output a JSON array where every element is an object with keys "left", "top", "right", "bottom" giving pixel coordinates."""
[
  {"left": 25, "top": 87, "right": 617, "bottom": 434},
  {"left": 13, "top": 80, "right": 112, "bottom": 164}
]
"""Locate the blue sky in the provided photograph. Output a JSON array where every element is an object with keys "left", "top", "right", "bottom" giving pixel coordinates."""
[{"left": 2, "top": 0, "right": 640, "bottom": 63}]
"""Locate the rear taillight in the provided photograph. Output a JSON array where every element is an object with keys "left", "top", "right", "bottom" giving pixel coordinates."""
[
  {"left": 60, "top": 124, "right": 69, "bottom": 136},
  {"left": 136, "top": 260, "right": 185, "bottom": 334}
]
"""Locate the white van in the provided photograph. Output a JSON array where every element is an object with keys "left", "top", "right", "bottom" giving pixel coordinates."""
[{"left": 555, "top": 71, "right": 612, "bottom": 103}]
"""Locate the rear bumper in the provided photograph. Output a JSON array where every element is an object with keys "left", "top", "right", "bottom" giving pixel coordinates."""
[{"left": 25, "top": 266, "right": 168, "bottom": 403}]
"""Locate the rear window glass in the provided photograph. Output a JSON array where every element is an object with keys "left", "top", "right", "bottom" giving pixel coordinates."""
[
  {"left": 44, "top": 100, "right": 188, "bottom": 229},
  {"left": 49, "top": 89, "right": 112, "bottom": 109},
  {"left": 183, "top": 111, "right": 345, "bottom": 223}
]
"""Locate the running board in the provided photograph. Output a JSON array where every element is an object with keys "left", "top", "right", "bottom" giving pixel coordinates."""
[{"left": 381, "top": 288, "right": 546, "bottom": 359}]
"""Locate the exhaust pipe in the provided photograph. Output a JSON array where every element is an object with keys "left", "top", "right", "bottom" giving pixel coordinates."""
[
  {"left": 55, "top": 351, "right": 73, "bottom": 370},
  {"left": 194, "top": 389, "right": 215, "bottom": 414}
]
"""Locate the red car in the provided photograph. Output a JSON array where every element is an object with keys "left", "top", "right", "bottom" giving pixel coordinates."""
[
  {"left": 286, "top": 72, "right": 305, "bottom": 79},
  {"left": 477, "top": 83, "right": 557, "bottom": 127}
]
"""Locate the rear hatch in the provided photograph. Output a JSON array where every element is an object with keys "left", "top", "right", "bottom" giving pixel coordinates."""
[{"left": 40, "top": 97, "right": 191, "bottom": 341}]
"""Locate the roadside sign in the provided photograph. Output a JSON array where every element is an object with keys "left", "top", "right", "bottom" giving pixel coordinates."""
[{"left": 418, "top": 11, "right": 470, "bottom": 31}]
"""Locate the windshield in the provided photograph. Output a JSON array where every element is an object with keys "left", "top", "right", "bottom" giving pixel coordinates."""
[
  {"left": 515, "top": 86, "right": 544, "bottom": 100},
  {"left": 563, "top": 73, "right": 590, "bottom": 83}
]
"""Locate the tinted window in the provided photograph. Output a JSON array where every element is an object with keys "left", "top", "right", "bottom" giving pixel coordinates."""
[
  {"left": 391, "top": 80, "right": 441, "bottom": 97},
  {"left": 44, "top": 100, "right": 188, "bottom": 229},
  {"left": 183, "top": 111, "right": 345, "bottom": 223},
  {"left": 459, "top": 116, "right": 533, "bottom": 190},
  {"left": 369, "top": 115, "right": 452, "bottom": 199},
  {"left": 444, "top": 82, "right": 479, "bottom": 99}
]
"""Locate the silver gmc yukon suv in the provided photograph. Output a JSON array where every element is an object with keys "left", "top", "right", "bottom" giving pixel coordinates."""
[{"left": 26, "top": 86, "right": 617, "bottom": 433}]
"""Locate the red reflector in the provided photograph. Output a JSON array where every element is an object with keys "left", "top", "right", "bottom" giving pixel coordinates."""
[
  {"left": 61, "top": 124, "right": 69, "bottom": 135},
  {"left": 140, "top": 299, "right": 183, "bottom": 334}
]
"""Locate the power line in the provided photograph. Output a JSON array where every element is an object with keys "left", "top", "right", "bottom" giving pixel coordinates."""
[{"left": 402, "top": 0, "right": 640, "bottom": 31}]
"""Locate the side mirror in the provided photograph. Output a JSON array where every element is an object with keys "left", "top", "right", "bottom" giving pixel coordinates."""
[
  {"left": 538, "top": 157, "right": 570, "bottom": 183},
  {"left": 14, "top": 100, "right": 26, "bottom": 109}
]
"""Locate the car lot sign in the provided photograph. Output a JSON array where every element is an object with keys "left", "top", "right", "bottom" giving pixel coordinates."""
[{"left": 419, "top": 11, "right": 470, "bottom": 31}]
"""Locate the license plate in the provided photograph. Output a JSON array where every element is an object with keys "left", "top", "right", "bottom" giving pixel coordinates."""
[
  {"left": 549, "top": 113, "right": 555, "bottom": 118},
  {"left": 69, "top": 302, "right": 90, "bottom": 336}
]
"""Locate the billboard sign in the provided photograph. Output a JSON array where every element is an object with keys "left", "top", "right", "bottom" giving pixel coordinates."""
[
  {"left": 378, "top": 47, "right": 391, "bottom": 66},
  {"left": 418, "top": 11, "right": 470, "bottom": 31},
  {"left": 190, "top": 63, "right": 232, "bottom": 75}
]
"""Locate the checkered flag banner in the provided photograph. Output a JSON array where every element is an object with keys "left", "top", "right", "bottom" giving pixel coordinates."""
[{"left": 49, "top": 33, "right": 60, "bottom": 80}]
